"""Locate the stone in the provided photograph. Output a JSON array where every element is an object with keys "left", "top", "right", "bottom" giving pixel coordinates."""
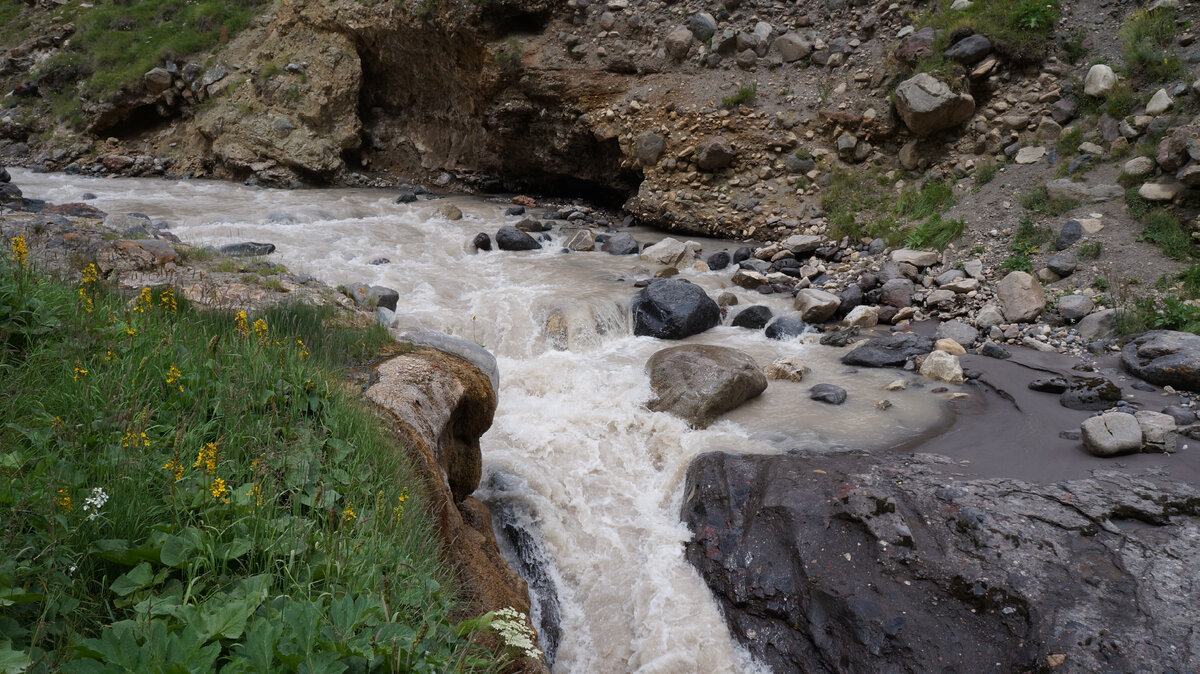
[
  {"left": 891, "top": 249, "right": 939, "bottom": 267},
  {"left": 565, "top": 230, "right": 595, "bottom": 251},
  {"left": 1083, "top": 64, "right": 1117, "bottom": 97},
  {"left": 764, "top": 356, "right": 810, "bottom": 382},
  {"left": 980, "top": 342, "right": 1011, "bottom": 359},
  {"left": 1178, "top": 163, "right": 1200, "bottom": 186},
  {"left": 842, "top": 332, "right": 935, "bottom": 367},
  {"left": 514, "top": 217, "right": 543, "bottom": 232},
  {"left": 1138, "top": 181, "right": 1185, "bottom": 201},
  {"left": 772, "top": 32, "right": 813, "bottom": 62},
  {"left": 809, "top": 383, "right": 847, "bottom": 405},
  {"left": 920, "top": 349, "right": 964, "bottom": 383},
  {"left": 602, "top": 232, "right": 640, "bottom": 255},
  {"left": 687, "top": 13, "right": 717, "bottom": 42},
  {"left": 707, "top": 251, "right": 731, "bottom": 271},
  {"left": 1081, "top": 412, "right": 1143, "bottom": 456},
  {"left": 1029, "top": 377, "right": 1070, "bottom": 393},
  {"left": 1037, "top": 117, "right": 1062, "bottom": 141},
  {"left": 1123, "top": 156, "right": 1156, "bottom": 177},
  {"left": 962, "top": 259, "right": 984, "bottom": 279},
  {"left": 1121, "top": 330, "right": 1200, "bottom": 392},
  {"left": 784, "top": 234, "right": 824, "bottom": 254},
  {"left": 1055, "top": 219, "right": 1083, "bottom": 250},
  {"left": 665, "top": 26, "right": 694, "bottom": 60},
  {"left": 717, "top": 292, "right": 738, "bottom": 307},
  {"left": 843, "top": 305, "right": 878, "bottom": 328},
  {"left": 1015, "top": 146, "right": 1046, "bottom": 164},
  {"left": 1050, "top": 98, "right": 1077, "bottom": 124},
  {"left": 144, "top": 67, "right": 173, "bottom": 94},
  {"left": 1046, "top": 252, "right": 1077, "bottom": 277},
  {"left": 893, "top": 73, "right": 975, "bottom": 136},
  {"left": 975, "top": 305, "right": 1005, "bottom": 330},
  {"left": 1161, "top": 406, "right": 1195, "bottom": 426},
  {"left": 1060, "top": 377, "right": 1122, "bottom": 411},
  {"left": 646, "top": 345, "right": 766, "bottom": 428},
  {"left": 436, "top": 203, "right": 463, "bottom": 220},
  {"left": 219, "top": 242, "right": 275, "bottom": 257},
  {"left": 942, "top": 278, "right": 979, "bottom": 293},
  {"left": 731, "top": 305, "right": 773, "bottom": 329},
  {"left": 631, "top": 279, "right": 720, "bottom": 340},
  {"left": 1078, "top": 309, "right": 1117, "bottom": 341},
  {"left": 936, "top": 320, "right": 978, "bottom": 346},
  {"left": 764, "top": 313, "right": 810, "bottom": 340},
  {"left": 1045, "top": 179, "right": 1088, "bottom": 202},
  {"left": 996, "top": 271, "right": 1045, "bottom": 323},
  {"left": 731, "top": 269, "right": 769, "bottom": 290},
  {"left": 793, "top": 288, "right": 841, "bottom": 323},
  {"left": 695, "top": 136, "right": 736, "bottom": 170},
  {"left": 880, "top": 278, "right": 915, "bottom": 308},
  {"left": 943, "top": 34, "right": 991, "bottom": 64},
  {"left": 1058, "top": 295, "right": 1095, "bottom": 322},
  {"left": 1135, "top": 410, "right": 1177, "bottom": 452},
  {"left": 472, "top": 233, "right": 492, "bottom": 251},
  {"left": 925, "top": 289, "right": 956, "bottom": 308},
  {"left": 934, "top": 338, "right": 966, "bottom": 355},
  {"left": 635, "top": 131, "right": 666, "bottom": 166},
  {"left": 641, "top": 237, "right": 701, "bottom": 267},
  {"left": 495, "top": 226, "right": 542, "bottom": 251},
  {"left": 1145, "top": 89, "right": 1173, "bottom": 115}
]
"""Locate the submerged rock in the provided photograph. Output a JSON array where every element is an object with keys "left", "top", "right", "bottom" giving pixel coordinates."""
[
  {"left": 646, "top": 344, "right": 767, "bottom": 428},
  {"left": 683, "top": 451, "right": 1200, "bottom": 674}
]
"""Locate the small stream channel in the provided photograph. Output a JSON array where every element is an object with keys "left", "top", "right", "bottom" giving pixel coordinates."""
[{"left": 13, "top": 170, "right": 967, "bottom": 673}]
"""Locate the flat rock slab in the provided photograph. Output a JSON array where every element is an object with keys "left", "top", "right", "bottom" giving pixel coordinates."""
[
  {"left": 646, "top": 344, "right": 767, "bottom": 428},
  {"left": 1122, "top": 330, "right": 1200, "bottom": 392},
  {"left": 842, "top": 332, "right": 934, "bottom": 367}
]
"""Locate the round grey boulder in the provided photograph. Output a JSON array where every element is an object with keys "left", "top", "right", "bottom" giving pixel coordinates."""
[
  {"left": 1081, "top": 412, "right": 1143, "bottom": 457},
  {"left": 646, "top": 344, "right": 767, "bottom": 428}
]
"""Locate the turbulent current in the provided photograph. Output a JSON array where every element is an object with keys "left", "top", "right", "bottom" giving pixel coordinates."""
[{"left": 15, "top": 170, "right": 960, "bottom": 673}]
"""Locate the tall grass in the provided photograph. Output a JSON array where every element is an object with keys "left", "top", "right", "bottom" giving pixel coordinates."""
[{"left": 0, "top": 246, "right": 515, "bottom": 672}]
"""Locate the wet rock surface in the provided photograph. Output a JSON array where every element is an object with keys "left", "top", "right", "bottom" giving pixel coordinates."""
[
  {"left": 631, "top": 278, "right": 720, "bottom": 340},
  {"left": 683, "top": 451, "right": 1200, "bottom": 674},
  {"left": 645, "top": 344, "right": 767, "bottom": 428}
]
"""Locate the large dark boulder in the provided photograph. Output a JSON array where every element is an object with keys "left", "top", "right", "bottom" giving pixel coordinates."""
[
  {"left": 841, "top": 332, "right": 934, "bottom": 367},
  {"left": 631, "top": 279, "right": 720, "bottom": 340},
  {"left": 646, "top": 345, "right": 767, "bottom": 428},
  {"left": 495, "top": 225, "right": 542, "bottom": 251},
  {"left": 1121, "top": 330, "right": 1200, "bottom": 392},
  {"left": 731, "top": 305, "right": 773, "bottom": 329},
  {"left": 0, "top": 181, "right": 22, "bottom": 207},
  {"left": 683, "top": 451, "right": 1200, "bottom": 674}
]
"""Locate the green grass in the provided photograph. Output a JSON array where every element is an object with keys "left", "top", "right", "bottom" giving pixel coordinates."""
[
  {"left": 918, "top": 0, "right": 1060, "bottom": 63},
  {"left": 1055, "top": 127, "right": 1084, "bottom": 157},
  {"left": 1061, "top": 28, "right": 1088, "bottom": 63},
  {"left": 0, "top": 255, "right": 517, "bottom": 671},
  {"left": 1179, "top": 264, "right": 1200, "bottom": 299},
  {"left": 1116, "top": 296, "right": 1200, "bottom": 336},
  {"left": 1126, "top": 186, "right": 1151, "bottom": 219},
  {"left": 1140, "top": 209, "right": 1194, "bottom": 260},
  {"left": 721, "top": 82, "right": 758, "bottom": 109},
  {"left": 29, "top": 0, "right": 268, "bottom": 121},
  {"left": 1119, "top": 6, "right": 1186, "bottom": 83},
  {"left": 904, "top": 214, "right": 965, "bottom": 251},
  {"left": 824, "top": 172, "right": 962, "bottom": 248},
  {"left": 974, "top": 161, "right": 999, "bottom": 190},
  {"left": 895, "top": 179, "right": 954, "bottom": 220},
  {"left": 1000, "top": 253, "right": 1033, "bottom": 273},
  {"left": 1077, "top": 240, "right": 1103, "bottom": 261},
  {"left": 1010, "top": 214, "right": 1053, "bottom": 256},
  {"left": 1019, "top": 187, "right": 1079, "bottom": 217}
]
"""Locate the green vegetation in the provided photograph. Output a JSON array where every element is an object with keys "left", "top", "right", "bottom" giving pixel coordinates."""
[
  {"left": 495, "top": 37, "right": 523, "bottom": 75},
  {"left": 1076, "top": 240, "right": 1103, "bottom": 261},
  {"left": 1140, "top": 208, "right": 1193, "bottom": 261},
  {"left": 1002, "top": 214, "right": 1053, "bottom": 273},
  {"left": 824, "top": 172, "right": 963, "bottom": 250},
  {"left": 29, "top": 0, "right": 268, "bottom": 121},
  {"left": 1000, "top": 253, "right": 1033, "bottom": 273},
  {"left": 1119, "top": 6, "right": 1186, "bottom": 83},
  {"left": 1116, "top": 296, "right": 1200, "bottom": 336},
  {"left": 1019, "top": 187, "right": 1079, "bottom": 217},
  {"left": 1125, "top": 185, "right": 1151, "bottom": 219},
  {"left": 1179, "top": 264, "right": 1200, "bottom": 299},
  {"left": 1061, "top": 28, "right": 1088, "bottom": 63},
  {"left": 1055, "top": 127, "right": 1084, "bottom": 157},
  {"left": 721, "top": 82, "right": 758, "bottom": 109},
  {"left": 0, "top": 243, "right": 522, "bottom": 671},
  {"left": 973, "top": 161, "right": 999, "bottom": 190},
  {"left": 919, "top": 0, "right": 1060, "bottom": 63}
]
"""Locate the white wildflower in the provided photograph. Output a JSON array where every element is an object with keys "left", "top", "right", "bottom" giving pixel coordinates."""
[
  {"left": 491, "top": 607, "right": 542, "bottom": 660},
  {"left": 82, "top": 487, "right": 109, "bottom": 521}
]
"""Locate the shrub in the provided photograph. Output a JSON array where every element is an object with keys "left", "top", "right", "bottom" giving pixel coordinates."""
[
  {"left": 904, "top": 214, "right": 965, "bottom": 251},
  {"left": 1120, "top": 6, "right": 1184, "bottom": 82},
  {"left": 721, "top": 82, "right": 758, "bottom": 109},
  {"left": 1140, "top": 208, "right": 1194, "bottom": 260}
]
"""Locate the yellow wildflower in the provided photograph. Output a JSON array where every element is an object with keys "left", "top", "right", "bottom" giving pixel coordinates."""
[
  {"left": 210, "top": 477, "right": 229, "bottom": 503},
  {"left": 252, "top": 318, "right": 269, "bottom": 344},
  {"left": 135, "top": 287, "right": 152, "bottom": 313},
  {"left": 342, "top": 503, "right": 357, "bottom": 522},
  {"left": 80, "top": 264, "right": 98, "bottom": 284},
  {"left": 194, "top": 442, "right": 219, "bottom": 474},
  {"left": 297, "top": 339, "right": 309, "bottom": 358},
  {"left": 166, "top": 364, "right": 183, "bottom": 392},
  {"left": 162, "top": 459, "right": 184, "bottom": 481},
  {"left": 159, "top": 287, "right": 177, "bottom": 312},
  {"left": 73, "top": 363, "right": 88, "bottom": 382},
  {"left": 105, "top": 349, "right": 117, "bottom": 362},
  {"left": 124, "top": 325, "right": 137, "bottom": 337},
  {"left": 246, "top": 483, "right": 263, "bottom": 506},
  {"left": 392, "top": 488, "right": 409, "bottom": 521},
  {"left": 234, "top": 311, "right": 249, "bottom": 337},
  {"left": 56, "top": 489, "right": 72, "bottom": 512},
  {"left": 10, "top": 234, "right": 28, "bottom": 267},
  {"left": 78, "top": 264, "right": 98, "bottom": 313}
]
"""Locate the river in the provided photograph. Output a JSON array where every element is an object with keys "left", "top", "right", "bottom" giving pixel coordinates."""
[{"left": 13, "top": 169, "right": 960, "bottom": 673}]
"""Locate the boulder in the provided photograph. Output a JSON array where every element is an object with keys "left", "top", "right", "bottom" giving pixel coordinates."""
[
  {"left": 696, "top": 136, "right": 736, "bottom": 170},
  {"left": 564, "top": 230, "right": 595, "bottom": 251},
  {"left": 843, "top": 305, "right": 879, "bottom": 328},
  {"left": 1135, "top": 410, "right": 1177, "bottom": 452},
  {"left": 219, "top": 241, "right": 276, "bottom": 257},
  {"left": 1121, "top": 330, "right": 1200, "bottom": 392},
  {"left": 665, "top": 26, "right": 694, "bottom": 60},
  {"left": 96, "top": 239, "right": 180, "bottom": 273},
  {"left": 1123, "top": 156, "right": 1156, "bottom": 177},
  {"left": 1060, "top": 377, "right": 1122, "bottom": 411},
  {"left": 631, "top": 279, "right": 720, "bottom": 340},
  {"left": 495, "top": 225, "right": 542, "bottom": 251},
  {"left": 635, "top": 131, "right": 666, "bottom": 166},
  {"left": 1083, "top": 64, "right": 1116, "bottom": 97},
  {"left": 645, "top": 345, "right": 767, "bottom": 428},
  {"left": 793, "top": 288, "right": 841, "bottom": 323},
  {"left": 975, "top": 305, "right": 1004, "bottom": 330},
  {"left": 996, "top": 271, "right": 1045, "bottom": 323},
  {"left": 891, "top": 248, "right": 939, "bottom": 267},
  {"left": 602, "top": 232, "right": 640, "bottom": 255},
  {"left": 808, "top": 383, "right": 847, "bottom": 405},
  {"left": 707, "top": 250, "right": 731, "bottom": 270},
  {"left": 920, "top": 349, "right": 964, "bottom": 383},
  {"left": 731, "top": 305, "right": 773, "bottom": 329},
  {"left": 772, "top": 32, "right": 813, "bottom": 62},
  {"left": 1057, "top": 295, "right": 1094, "bottom": 322},
  {"left": 687, "top": 12, "right": 718, "bottom": 43},
  {"left": 764, "top": 355, "right": 810, "bottom": 382},
  {"left": 144, "top": 67, "right": 172, "bottom": 93},
  {"left": 1145, "top": 89, "right": 1173, "bottom": 115},
  {"left": 472, "top": 233, "right": 492, "bottom": 251},
  {"left": 893, "top": 73, "right": 975, "bottom": 136},
  {"left": 1078, "top": 309, "right": 1117, "bottom": 341},
  {"left": 880, "top": 278, "right": 915, "bottom": 308},
  {"left": 934, "top": 338, "right": 966, "bottom": 355},
  {"left": 1046, "top": 252, "right": 1077, "bottom": 277},
  {"left": 942, "top": 34, "right": 991, "bottom": 64},
  {"left": 435, "top": 203, "right": 463, "bottom": 220},
  {"left": 1080, "top": 412, "right": 1143, "bottom": 456},
  {"left": 935, "top": 320, "right": 978, "bottom": 346},
  {"left": 842, "top": 332, "right": 935, "bottom": 367},
  {"left": 344, "top": 282, "right": 400, "bottom": 311},
  {"left": 641, "top": 237, "right": 701, "bottom": 267},
  {"left": 764, "top": 313, "right": 810, "bottom": 340},
  {"left": 1138, "top": 180, "right": 1185, "bottom": 202}
]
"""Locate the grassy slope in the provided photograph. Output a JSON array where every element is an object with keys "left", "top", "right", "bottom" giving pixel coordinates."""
[{"left": 0, "top": 247, "right": 510, "bottom": 672}]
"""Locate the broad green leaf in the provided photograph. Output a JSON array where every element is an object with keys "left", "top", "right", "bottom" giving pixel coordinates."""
[{"left": 110, "top": 562, "right": 155, "bottom": 597}]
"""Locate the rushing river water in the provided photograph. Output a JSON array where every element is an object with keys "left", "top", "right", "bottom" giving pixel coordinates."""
[{"left": 13, "top": 170, "right": 963, "bottom": 673}]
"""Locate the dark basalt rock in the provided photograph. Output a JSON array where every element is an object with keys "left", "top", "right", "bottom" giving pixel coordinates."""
[
  {"left": 1059, "top": 377, "right": 1122, "bottom": 411},
  {"left": 495, "top": 226, "right": 542, "bottom": 251},
  {"left": 1121, "top": 330, "right": 1200, "bottom": 392},
  {"left": 841, "top": 332, "right": 934, "bottom": 367},
  {"left": 707, "top": 250, "right": 731, "bottom": 271},
  {"left": 808, "top": 383, "right": 847, "bottom": 404},
  {"left": 472, "top": 232, "right": 492, "bottom": 251},
  {"left": 601, "top": 232, "right": 640, "bottom": 255},
  {"left": 219, "top": 242, "right": 275, "bottom": 257},
  {"left": 683, "top": 451, "right": 1200, "bottom": 674},
  {"left": 731, "top": 304, "right": 773, "bottom": 329},
  {"left": 764, "top": 313, "right": 809, "bottom": 340},
  {"left": 631, "top": 279, "right": 720, "bottom": 340},
  {"left": 1028, "top": 377, "right": 1069, "bottom": 393}
]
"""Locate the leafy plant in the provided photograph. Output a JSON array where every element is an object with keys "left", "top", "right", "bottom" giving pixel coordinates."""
[
  {"left": 721, "top": 82, "right": 758, "bottom": 109},
  {"left": 974, "top": 161, "right": 998, "bottom": 190},
  {"left": 1055, "top": 127, "right": 1084, "bottom": 157},
  {"left": 1019, "top": 187, "right": 1078, "bottom": 217},
  {"left": 1119, "top": 6, "right": 1185, "bottom": 83},
  {"left": 1062, "top": 28, "right": 1088, "bottom": 63},
  {"left": 1140, "top": 208, "right": 1193, "bottom": 260},
  {"left": 1076, "top": 240, "right": 1103, "bottom": 261},
  {"left": 904, "top": 214, "right": 965, "bottom": 251}
]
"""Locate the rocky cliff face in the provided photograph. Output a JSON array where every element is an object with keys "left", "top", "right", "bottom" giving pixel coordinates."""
[{"left": 682, "top": 450, "right": 1200, "bottom": 673}]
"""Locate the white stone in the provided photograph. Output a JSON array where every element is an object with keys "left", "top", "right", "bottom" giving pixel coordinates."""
[
  {"left": 1145, "top": 89, "right": 1173, "bottom": 115},
  {"left": 996, "top": 271, "right": 1046, "bottom": 323},
  {"left": 1139, "top": 181, "right": 1185, "bottom": 202},
  {"left": 764, "top": 355, "right": 811, "bottom": 382},
  {"left": 919, "top": 350, "right": 964, "bottom": 383},
  {"left": 842, "top": 305, "right": 879, "bottom": 328},
  {"left": 640, "top": 237, "right": 701, "bottom": 266},
  {"left": 934, "top": 338, "right": 966, "bottom": 355},
  {"left": 1081, "top": 412, "right": 1143, "bottom": 457},
  {"left": 1014, "top": 146, "right": 1046, "bottom": 164},
  {"left": 793, "top": 288, "right": 841, "bottom": 323},
  {"left": 975, "top": 305, "right": 1004, "bottom": 330},
  {"left": 1135, "top": 410, "right": 1177, "bottom": 452},
  {"left": 891, "top": 248, "right": 940, "bottom": 267},
  {"left": 1083, "top": 64, "right": 1117, "bottom": 98}
]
